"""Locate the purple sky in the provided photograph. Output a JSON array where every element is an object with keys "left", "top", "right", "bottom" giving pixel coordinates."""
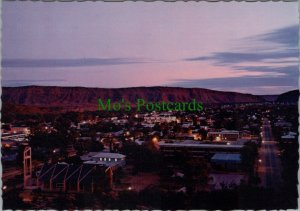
[{"left": 2, "top": 1, "right": 298, "bottom": 94}]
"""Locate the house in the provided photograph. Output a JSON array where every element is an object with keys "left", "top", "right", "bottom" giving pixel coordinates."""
[
  {"left": 158, "top": 140, "right": 243, "bottom": 157},
  {"left": 80, "top": 152, "right": 126, "bottom": 170},
  {"left": 211, "top": 153, "right": 241, "bottom": 170},
  {"left": 281, "top": 132, "right": 298, "bottom": 143},
  {"left": 144, "top": 113, "right": 176, "bottom": 123},
  {"left": 275, "top": 120, "right": 292, "bottom": 128},
  {"left": 207, "top": 130, "right": 240, "bottom": 141}
]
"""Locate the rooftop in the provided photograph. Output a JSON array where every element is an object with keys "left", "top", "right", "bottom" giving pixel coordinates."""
[
  {"left": 211, "top": 153, "right": 241, "bottom": 164},
  {"left": 158, "top": 140, "right": 243, "bottom": 149},
  {"left": 81, "top": 152, "right": 126, "bottom": 160},
  {"left": 91, "top": 152, "right": 126, "bottom": 159},
  {"left": 38, "top": 163, "right": 108, "bottom": 183}
]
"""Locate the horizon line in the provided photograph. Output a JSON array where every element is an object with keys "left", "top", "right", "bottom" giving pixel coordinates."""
[{"left": 2, "top": 85, "right": 298, "bottom": 96}]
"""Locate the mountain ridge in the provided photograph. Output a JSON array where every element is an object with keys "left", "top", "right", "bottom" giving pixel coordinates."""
[
  {"left": 276, "top": 90, "right": 299, "bottom": 104},
  {"left": 1, "top": 86, "right": 296, "bottom": 114}
]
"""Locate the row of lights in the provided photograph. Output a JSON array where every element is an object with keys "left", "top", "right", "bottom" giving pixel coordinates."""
[{"left": 99, "top": 158, "right": 118, "bottom": 162}]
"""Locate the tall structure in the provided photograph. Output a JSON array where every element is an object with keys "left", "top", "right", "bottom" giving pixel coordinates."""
[{"left": 23, "top": 147, "right": 32, "bottom": 188}]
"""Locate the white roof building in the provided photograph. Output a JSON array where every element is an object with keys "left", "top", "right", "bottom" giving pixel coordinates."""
[{"left": 81, "top": 152, "right": 126, "bottom": 169}]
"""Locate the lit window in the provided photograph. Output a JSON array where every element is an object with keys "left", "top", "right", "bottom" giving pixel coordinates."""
[
  {"left": 108, "top": 158, "right": 111, "bottom": 161},
  {"left": 115, "top": 158, "right": 117, "bottom": 162}
]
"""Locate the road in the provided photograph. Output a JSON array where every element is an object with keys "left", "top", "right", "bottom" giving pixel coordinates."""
[
  {"left": 3, "top": 167, "right": 23, "bottom": 180},
  {"left": 2, "top": 161, "right": 44, "bottom": 192},
  {"left": 257, "top": 118, "right": 282, "bottom": 189}
]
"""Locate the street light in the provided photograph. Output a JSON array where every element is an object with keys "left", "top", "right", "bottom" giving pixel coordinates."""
[{"left": 152, "top": 137, "right": 158, "bottom": 143}]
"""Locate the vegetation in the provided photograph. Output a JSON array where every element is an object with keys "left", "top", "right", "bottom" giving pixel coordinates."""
[{"left": 240, "top": 141, "right": 258, "bottom": 175}]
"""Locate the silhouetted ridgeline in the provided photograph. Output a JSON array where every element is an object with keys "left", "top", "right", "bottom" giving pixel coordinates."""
[
  {"left": 2, "top": 86, "right": 295, "bottom": 113},
  {"left": 2, "top": 85, "right": 264, "bottom": 105},
  {"left": 276, "top": 90, "right": 299, "bottom": 104},
  {"left": 259, "top": 95, "right": 278, "bottom": 102}
]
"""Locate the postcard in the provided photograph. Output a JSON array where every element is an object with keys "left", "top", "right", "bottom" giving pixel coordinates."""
[{"left": 1, "top": 0, "right": 299, "bottom": 210}]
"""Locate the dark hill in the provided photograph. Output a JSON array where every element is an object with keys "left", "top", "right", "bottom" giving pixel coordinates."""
[
  {"left": 2, "top": 86, "right": 266, "bottom": 113},
  {"left": 276, "top": 90, "right": 299, "bottom": 104},
  {"left": 259, "top": 95, "right": 278, "bottom": 102}
]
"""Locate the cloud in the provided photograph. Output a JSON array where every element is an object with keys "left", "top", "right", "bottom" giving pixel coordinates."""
[
  {"left": 185, "top": 25, "right": 298, "bottom": 65},
  {"left": 171, "top": 74, "right": 297, "bottom": 89},
  {"left": 178, "top": 25, "right": 299, "bottom": 94},
  {"left": 233, "top": 65, "right": 298, "bottom": 76},
  {"left": 185, "top": 51, "right": 298, "bottom": 65},
  {"left": 170, "top": 72, "right": 297, "bottom": 95},
  {"left": 1, "top": 58, "right": 151, "bottom": 68},
  {"left": 2, "top": 79, "right": 66, "bottom": 87},
  {"left": 255, "top": 25, "right": 298, "bottom": 48}
]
